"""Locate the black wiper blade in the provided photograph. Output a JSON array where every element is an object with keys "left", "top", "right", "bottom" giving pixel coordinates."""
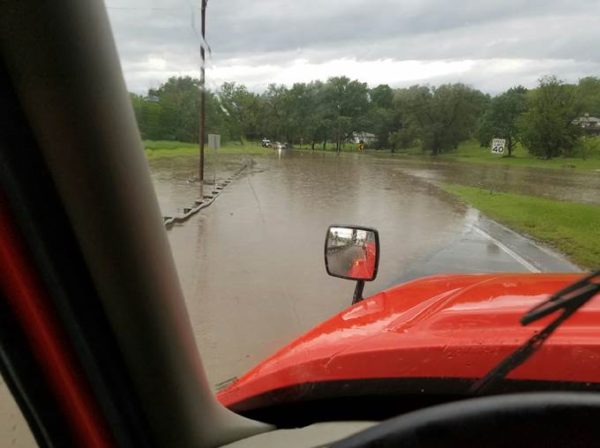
[
  {"left": 521, "top": 271, "right": 600, "bottom": 325},
  {"left": 470, "top": 270, "right": 600, "bottom": 395}
]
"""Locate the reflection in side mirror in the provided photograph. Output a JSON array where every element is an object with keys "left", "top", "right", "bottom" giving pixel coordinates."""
[{"left": 325, "top": 225, "right": 379, "bottom": 281}]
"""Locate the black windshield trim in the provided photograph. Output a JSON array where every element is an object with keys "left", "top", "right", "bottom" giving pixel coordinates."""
[{"left": 228, "top": 377, "right": 600, "bottom": 426}]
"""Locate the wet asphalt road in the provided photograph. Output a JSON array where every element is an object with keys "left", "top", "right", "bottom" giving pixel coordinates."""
[{"left": 158, "top": 151, "right": 581, "bottom": 388}]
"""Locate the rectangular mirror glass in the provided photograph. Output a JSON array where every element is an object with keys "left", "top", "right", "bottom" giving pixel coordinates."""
[{"left": 325, "top": 226, "right": 379, "bottom": 281}]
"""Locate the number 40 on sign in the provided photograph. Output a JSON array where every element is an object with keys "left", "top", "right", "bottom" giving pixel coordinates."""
[{"left": 491, "top": 138, "right": 506, "bottom": 154}]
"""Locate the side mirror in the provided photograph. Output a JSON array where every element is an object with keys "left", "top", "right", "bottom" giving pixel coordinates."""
[{"left": 325, "top": 225, "right": 380, "bottom": 304}]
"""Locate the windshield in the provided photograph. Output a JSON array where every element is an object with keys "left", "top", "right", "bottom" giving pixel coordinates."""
[{"left": 102, "top": 0, "right": 600, "bottom": 419}]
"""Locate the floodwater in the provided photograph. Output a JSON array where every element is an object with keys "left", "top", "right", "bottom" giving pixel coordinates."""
[
  {"left": 149, "top": 152, "right": 253, "bottom": 217},
  {"left": 164, "top": 151, "right": 467, "bottom": 387},
  {"left": 385, "top": 157, "right": 600, "bottom": 206},
  {"left": 154, "top": 150, "right": 584, "bottom": 388}
]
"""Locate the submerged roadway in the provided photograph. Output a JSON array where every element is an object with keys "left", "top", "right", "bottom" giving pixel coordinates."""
[{"left": 155, "top": 151, "right": 580, "bottom": 389}]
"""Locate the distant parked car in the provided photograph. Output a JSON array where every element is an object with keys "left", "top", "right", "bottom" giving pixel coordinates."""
[
  {"left": 261, "top": 138, "right": 272, "bottom": 148},
  {"left": 273, "top": 142, "right": 288, "bottom": 150}
]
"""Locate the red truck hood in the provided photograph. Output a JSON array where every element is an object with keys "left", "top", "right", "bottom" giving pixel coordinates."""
[{"left": 218, "top": 273, "right": 600, "bottom": 409}]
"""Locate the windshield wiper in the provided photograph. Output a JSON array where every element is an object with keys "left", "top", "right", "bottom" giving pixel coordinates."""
[{"left": 470, "top": 270, "right": 600, "bottom": 395}]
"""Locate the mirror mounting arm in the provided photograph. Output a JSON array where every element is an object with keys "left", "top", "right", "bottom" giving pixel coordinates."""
[{"left": 352, "top": 280, "right": 365, "bottom": 305}]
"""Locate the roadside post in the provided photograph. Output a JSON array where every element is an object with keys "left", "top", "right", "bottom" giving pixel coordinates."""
[
  {"left": 208, "top": 134, "right": 221, "bottom": 151},
  {"left": 489, "top": 138, "right": 506, "bottom": 194},
  {"left": 199, "top": 0, "right": 208, "bottom": 198},
  {"left": 208, "top": 134, "right": 220, "bottom": 188}
]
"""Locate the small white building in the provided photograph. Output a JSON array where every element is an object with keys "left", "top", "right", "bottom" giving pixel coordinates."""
[
  {"left": 573, "top": 114, "right": 600, "bottom": 134},
  {"left": 350, "top": 132, "right": 377, "bottom": 145}
]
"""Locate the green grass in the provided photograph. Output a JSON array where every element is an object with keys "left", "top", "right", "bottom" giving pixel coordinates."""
[
  {"left": 144, "top": 140, "right": 369, "bottom": 157},
  {"left": 443, "top": 184, "right": 600, "bottom": 269},
  {"left": 294, "top": 143, "right": 367, "bottom": 152},
  {"left": 144, "top": 138, "right": 600, "bottom": 168},
  {"left": 445, "top": 140, "right": 600, "bottom": 171},
  {"left": 296, "top": 137, "right": 600, "bottom": 170},
  {"left": 386, "top": 139, "right": 600, "bottom": 171},
  {"left": 143, "top": 140, "right": 268, "bottom": 159}
]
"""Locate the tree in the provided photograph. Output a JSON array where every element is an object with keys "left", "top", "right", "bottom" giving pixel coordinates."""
[
  {"left": 477, "top": 86, "right": 527, "bottom": 156},
  {"left": 575, "top": 76, "right": 600, "bottom": 117},
  {"left": 389, "top": 124, "right": 419, "bottom": 151},
  {"left": 398, "top": 83, "right": 487, "bottom": 155},
  {"left": 149, "top": 76, "right": 201, "bottom": 142},
  {"left": 138, "top": 100, "right": 163, "bottom": 140},
  {"left": 303, "top": 81, "right": 327, "bottom": 149},
  {"left": 370, "top": 84, "right": 394, "bottom": 109},
  {"left": 130, "top": 93, "right": 161, "bottom": 140},
  {"left": 367, "top": 84, "right": 395, "bottom": 149},
  {"left": 260, "top": 83, "right": 290, "bottom": 142},
  {"left": 367, "top": 106, "right": 395, "bottom": 149},
  {"left": 218, "top": 82, "right": 260, "bottom": 144},
  {"left": 205, "top": 91, "right": 230, "bottom": 140},
  {"left": 322, "top": 77, "right": 370, "bottom": 152},
  {"left": 518, "top": 76, "right": 581, "bottom": 159},
  {"left": 389, "top": 88, "right": 420, "bottom": 151},
  {"left": 281, "top": 82, "right": 329, "bottom": 147}
]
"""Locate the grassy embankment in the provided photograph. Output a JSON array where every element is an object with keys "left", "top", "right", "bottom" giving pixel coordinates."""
[
  {"left": 388, "top": 139, "right": 600, "bottom": 171},
  {"left": 405, "top": 139, "right": 600, "bottom": 268},
  {"left": 144, "top": 140, "right": 268, "bottom": 159},
  {"left": 145, "top": 138, "right": 600, "bottom": 170},
  {"left": 443, "top": 184, "right": 600, "bottom": 269},
  {"left": 293, "top": 137, "right": 600, "bottom": 170},
  {"left": 144, "top": 140, "right": 364, "bottom": 157}
]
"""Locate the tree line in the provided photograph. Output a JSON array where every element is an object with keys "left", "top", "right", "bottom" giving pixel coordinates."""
[{"left": 130, "top": 75, "right": 600, "bottom": 159}]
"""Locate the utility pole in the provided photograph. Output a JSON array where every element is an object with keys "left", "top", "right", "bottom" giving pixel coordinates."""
[{"left": 199, "top": 0, "right": 208, "bottom": 197}]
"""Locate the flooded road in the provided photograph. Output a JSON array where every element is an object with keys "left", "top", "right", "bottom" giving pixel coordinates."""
[
  {"left": 149, "top": 152, "right": 253, "bottom": 217},
  {"left": 384, "top": 157, "right": 600, "bottom": 206},
  {"left": 153, "top": 151, "right": 581, "bottom": 388},
  {"left": 164, "top": 151, "right": 467, "bottom": 387}
]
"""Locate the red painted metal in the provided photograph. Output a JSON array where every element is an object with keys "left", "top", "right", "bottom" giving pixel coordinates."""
[
  {"left": 219, "top": 272, "right": 599, "bottom": 407},
  {"left": 0, "top": 200, "right": 113, "bottom": 447},
  {"left": 346, "top": 241, "right": 377, "bottom": 279}
]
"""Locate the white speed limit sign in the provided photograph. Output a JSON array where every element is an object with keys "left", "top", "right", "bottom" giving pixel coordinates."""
[{"left": 491, "top": 138, "right": 506, "bottom": 154}]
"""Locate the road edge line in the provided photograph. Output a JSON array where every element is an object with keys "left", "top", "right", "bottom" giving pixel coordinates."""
[{"left": 473, "top": 226, "right": 541, "bottom": 273}]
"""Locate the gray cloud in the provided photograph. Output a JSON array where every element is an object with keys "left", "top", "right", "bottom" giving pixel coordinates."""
[{"left": 107, "top": 0, "right": 600, "bottom": 93}]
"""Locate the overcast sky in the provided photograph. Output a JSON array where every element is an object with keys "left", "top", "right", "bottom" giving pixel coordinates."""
[{"left": 106, "top": 0, "right": 600, "bottom": 94}]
